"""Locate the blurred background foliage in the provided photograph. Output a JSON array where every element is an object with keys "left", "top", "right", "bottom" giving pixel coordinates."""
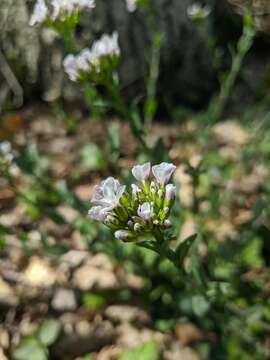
[{"left": 1, "top": 0, "right": 270, "bottom": 360}]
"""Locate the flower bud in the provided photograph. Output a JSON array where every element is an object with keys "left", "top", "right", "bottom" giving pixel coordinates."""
[
  {"left": 165, "top": 184, "right": 176, "bottom": 201},
  {"left": 132, "top": 162, "right": 151, "bottom": 182},
  {"left": 164, "top": 219, "right": 172, "bottom": 227},
  {"left": 152, "top": 162, "right": 176, "bottom": 186},
  {"left": 138, "top": 202, "right": 153, "bottom": 222},
  {"left": 134, "top": 223, "right": 141, "bottom": 232},
  {"left": 114, "top": 230, "right": 134, "bottom": 242},
  {"left": 157, "top": 189, "right": 163, "bottom": 198}
]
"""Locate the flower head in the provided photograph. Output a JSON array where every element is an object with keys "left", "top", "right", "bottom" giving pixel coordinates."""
[
  {"left": 126, "top": 0, "right": 137, "bottom": 12},
  {"left": 152, "top": 162, "right": 176, "bottom": 186},
  {"left": 91, "top": 177, "right": 126, "bottom": 211},
  {"left": 63, "top": 54, "right": 79, "bottom": 82},
  {"left": 30, "top": 0, "right": 95, "bottom": 26},
  {"left": 132, "top": 162, "right": 151, "bottom": 182},
  {"left": 89, "top": 162, "right": 177, "bottom": 241},
  {"left": 63, "top": 32, "right": 120, "bottom": 82},
  {"left": 187, "top": 3, "right": 211, "bottom": 20},
  {"left": 138, "top": 202, "right": 153, "bottom": 222},
  {"left": 29, "top": 0, "right": 48, "bottom": 26},
  {"left": 115, "top": 230, "right": 133, "bottom": 241}
]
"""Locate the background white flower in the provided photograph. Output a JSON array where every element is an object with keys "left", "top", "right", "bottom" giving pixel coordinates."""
[
  {"left": 29, "top": 0, "right": 48, "bottom": 26},
  {"left": 63, "top": 32, "right": 120, "bottom": 81},
  {"left": 63, "top": 54, "right": 79, "bottom": 81},
  {"left": 126, "top": 0, "right": 137, "bottom": 12}
]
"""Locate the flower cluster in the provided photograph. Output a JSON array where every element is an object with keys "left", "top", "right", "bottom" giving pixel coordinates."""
[
  {"left": 29, "top": 0, "right": 95, "bottom": 26},
  {"left": 63, "top": 32, "right": 120, "bottom": 82},
  {"left": 187, "top": 3, "right": 211, "bottom": 21},
  {"left": 89, "top": 162, "right": 177, "bottom": 242},
  {"left": 126, "top": 0, "right": 137, "bottom": 13}
]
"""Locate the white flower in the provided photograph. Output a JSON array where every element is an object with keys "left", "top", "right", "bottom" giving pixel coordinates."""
[
  {"left": 131, "top": 184, "right": 141, "bottom": 196},
  {"left": 29, "top": 0, "right": 48, "bottom": 26},
  {"left": 132, "top": 162, "right": 151, "bottom": 182},
  {"left": 187, "top": 3, "right": 211, "bottom": 20},
  {"left": 91, "top": 177, "right": 126, "bottom": 211},
  {"left": 126, "top": 0, "right": 137, "bottom": 12},
  {"left": 165, "top": 184, "right": 176, "bottom": 201},
  {"left": 63, "top": 54, "right": 79, "bottom": 81},
  {"left": 64, "top": 32, "right": 120, "bottom": 80},
  {"left": 152, "top": 162, "right": 176, "bottom": 186},
  {"left": 91, "top": 32, "right": 120, "bottom": 60},
  {"left": 115, "top": 230, "right": 132, "bottom": 241},
  {"left": 77, "top": 49, "right": 93, "bottom": 71},
  {"left": 138, "top": 202, "right": 153, "bottom": 221},
  {"left": 52, "top": 0, "right": 95, "bottom": 20},
  {"left": 88, "top": 205, "right": 107, "bottom": 222}
]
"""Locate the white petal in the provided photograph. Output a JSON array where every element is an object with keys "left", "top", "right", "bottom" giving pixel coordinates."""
[
  {"left": 152, "top": 162, "right": 176, "bottom": 185},
  {"left": 132, "top": 162, "right": 151, "bottom": 182}
]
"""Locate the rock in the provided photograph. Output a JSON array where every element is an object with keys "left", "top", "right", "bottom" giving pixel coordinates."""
[
  {"left": 164, "top": 343, "right": 200, "bottom": 360},
  {"left": 116, "top": 323, "right": 165, "bottom": 349},
  {"left": 0, "top": 348, "right": 8, "bottom": 360},
  {"left": 73, "top": 254, "right": 119, "bottom": 291},
  {"left": 175, "top": 323, "right": 204, "bottom": 345},
  {"left": 74, "top": 184, "right": 94, "bottom": 202},
  {"left": 122, "top": 273, "right": 144, "bottom": 290},
  {"left": 51, "top": 288, "right": 77, "bottom": 312},
  {"left": 53, "top": 319, "right": 115, "bottom": 357},
  {"left": 0, "top": 277, "right": 19, "bottom": 306},
  {"left": 105, "top": 305, "right": 150, "bottom": 325},
  {"left": 96, "top": 346, "right": 123, "bottom": 360},
  {"left": 87, "top": 254, "right": 114, "bottom": 272},
  {"left": 24, "top": 257, "right": 56, "bottom": 288},
  {"left": 212, "top": 120, "right": 249, "bottom": 147},
  {"left": 73, "top": 265, "right": 118, "bottom": 291},
  {"left": 60, "top": 250, "right": 88, "bottom": 269},
  {"left": 57, "top": 205, "right": 79, "bottom": 223},
  {"left": 0, "top": 327, "right": 9, "bottom": 349}
]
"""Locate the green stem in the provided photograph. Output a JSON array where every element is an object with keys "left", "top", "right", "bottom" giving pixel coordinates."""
[
  {"left": 209, "top": 13, "right": 255, "bottom": 122},
  {"left": 104, "top": 77, "right": 149, "bottom": 151}
]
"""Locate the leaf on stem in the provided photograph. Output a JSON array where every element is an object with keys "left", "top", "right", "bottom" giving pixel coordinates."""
[{"left": 175, "top": 233, "right": 197, "bottom": 267}]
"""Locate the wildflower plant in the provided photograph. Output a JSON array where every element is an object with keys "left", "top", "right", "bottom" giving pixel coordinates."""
[
  {"left": 63, "top": 32, "right": 120, "bottom": 84},
  {"left": 30, "top": 0, "right": 95, "bottom": 51},
  {"left": 89, "top": 162, "right": 196, "bottom": 269}
]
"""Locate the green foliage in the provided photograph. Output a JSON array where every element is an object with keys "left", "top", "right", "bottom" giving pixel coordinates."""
[
  {"left": 118, "top": 340, "right": 160, "bottom": 360},
  {"left": 37, "top": 319, "right": 61, "bottom": 347},
  {"left": 82, "top": 292, "right": 106, "bottom": 311},
  {"left": 13, "top": 319, "right": 60, "bottom": 360},
  {"left": 13, "top": 337, "right": 48, "bottom": 360}
]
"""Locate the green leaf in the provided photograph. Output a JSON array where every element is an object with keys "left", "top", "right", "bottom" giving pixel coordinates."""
[
  {"left": 175, "top": 234, "right": 197, "bottom": 266},
  {"left": 37, "top": 319, "right": 61, "bottom": 346},
  {"left": 118, "top": 340, "right": 161, "bottom": 360},
  {"left": 13, "top": 337, "right": 48, "bottom": 360},
  {"left": 80, "top": 143, "right": 106, "bottom": 171},
  {"left": 192, "top": 295, "right": 210, "bottom": 317},
  {"left": 82, "top": 293, "right": 106, "bottom": 311}
]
